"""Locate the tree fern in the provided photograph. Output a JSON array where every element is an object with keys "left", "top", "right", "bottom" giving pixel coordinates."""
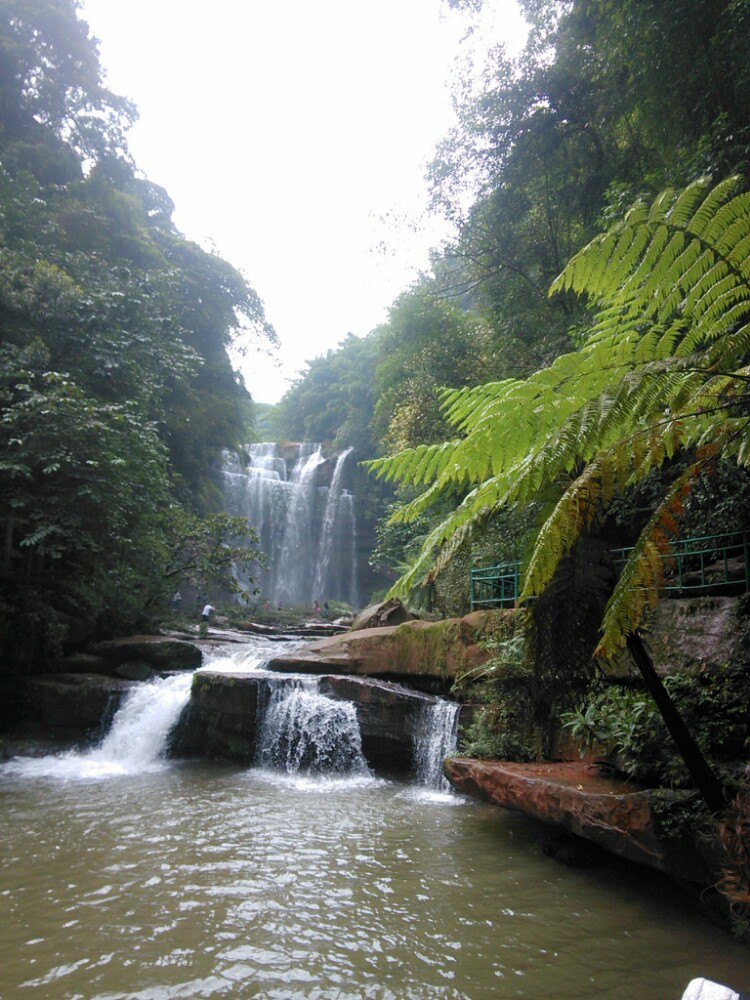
[{"left": 369, "top": 175, "right": 750, "bottom": 652}]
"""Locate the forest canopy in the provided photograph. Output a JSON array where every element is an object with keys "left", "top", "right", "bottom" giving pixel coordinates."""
[
  {"left": 277, "top": 0, "right": 750, "bottom": 610},
  {"left": 0, "top": 0, "right": 273, "bottom": 665}
]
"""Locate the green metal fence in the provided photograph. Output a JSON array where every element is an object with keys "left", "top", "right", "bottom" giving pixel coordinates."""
[
  {"left": 470, "top": 530, "right": 749, "bottom": 611},
  {"left": 470, "top": 561, "right": 522, "bottom": 610},
  {"left": 611, "top": 530, "right": 750, "bottom": 595}
]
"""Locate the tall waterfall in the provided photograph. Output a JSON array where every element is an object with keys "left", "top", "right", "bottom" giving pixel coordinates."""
[
  {"left": 275, "top": 444, "right": 323, "bottom": 605},
  {"left": 413, "top": 701, "right": 460, "bottom": 792},
  {"left": 222, "top": 443, "right": 360, "bottom": 607},
  {"left": 256, "top": 677, "right": 370, "bottom": 776}
]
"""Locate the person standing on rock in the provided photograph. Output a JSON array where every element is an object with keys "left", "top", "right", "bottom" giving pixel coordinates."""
[
  {"left": 201, "top": 603, "right": 215, "bottom": 623},
  {"left": 322, "top": 601, "right": 330, "bottom": 619},
  {"left": 172, "top": 591, "right": 182, "bottom": 612}
]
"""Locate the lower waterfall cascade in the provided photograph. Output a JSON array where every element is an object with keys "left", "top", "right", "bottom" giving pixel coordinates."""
[
  {"left": 413, "top": 700, "right": 460, "bottom": 792},
  {"left": 256, "top": 677, "right": 370, "bottom": 777},
  {"left": 222, "top": 442, "right": 360, "bottom": 607},
  {"left": 2, "top": 647, "right": 460, "bottom": 792},
  {"left": 2, "top": 673, "right": 194, "bottom": 780}
]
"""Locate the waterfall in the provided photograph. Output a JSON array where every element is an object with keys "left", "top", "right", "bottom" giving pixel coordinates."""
[
  {"left": 340, "top": 489, "right": 359, "bottom": 609},
  {"left": 222, "top": 443, "right": 290, "bottom": 601},
  {"left": 256, "top": 677, "right": 370, "bottom": 776},
  {"left": 275, "top": 445, "right": 323, "bottom": 604},
  {"left": 222, "top": 442, "right": 360, "bottom": 607},
  {"left": 413, "top": 700, "right": 460, "bottom": 792},
  {"left": 313, "top": 447, "right": 352, "bottom": 600},
  {"left": 2, "top": 674, "right": 193, "bottom": 780}
]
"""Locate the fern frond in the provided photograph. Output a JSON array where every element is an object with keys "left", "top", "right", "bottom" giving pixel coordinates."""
[
  {"left": 520, "top": 457, "right": 611, "bottom": 601},
  {"left": 597, "top": 456, "right": 715, "bottom": 656}
]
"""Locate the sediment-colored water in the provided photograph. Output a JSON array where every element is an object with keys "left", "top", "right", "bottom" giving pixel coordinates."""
[
  {"left": 2, "top": 638, "right": 749, "bottom": 997},
  {"left": 2, "top": 763, "right": 749, "bottom": 998}
]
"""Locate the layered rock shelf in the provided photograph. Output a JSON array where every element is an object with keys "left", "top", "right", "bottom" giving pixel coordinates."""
[
  {"left": 444, "top": 758, "right": 712, "bottom": 887},
  {"left": 174, "top": 670, "right": 461, "bottom": 774},
  {"left": 21, "top": 674, "right": 139, "bottom": 733},
  {"left": 267, "top": 611, "right": 512, "bottom": 689}
]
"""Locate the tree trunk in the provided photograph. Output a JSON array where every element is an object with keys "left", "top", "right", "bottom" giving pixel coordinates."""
[{"left": 626, "top": 634, "right": 726, "bottom": 814}]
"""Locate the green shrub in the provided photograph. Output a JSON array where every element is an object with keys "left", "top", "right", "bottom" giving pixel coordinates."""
[{"left": 563, "top": 667, "right": 750, "bottom": 787}]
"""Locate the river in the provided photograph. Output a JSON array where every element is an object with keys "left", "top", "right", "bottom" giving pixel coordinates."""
[{"left": 1, "top": 639, "right": 748, "bottom": 998}]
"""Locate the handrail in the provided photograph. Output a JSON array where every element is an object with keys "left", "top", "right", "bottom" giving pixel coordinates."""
[{"left": 470, "top": 530, "right": 749, "bottom": 610}]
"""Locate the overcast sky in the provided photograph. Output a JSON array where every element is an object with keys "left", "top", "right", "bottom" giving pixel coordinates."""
[{"left": 81, "top": 0, "right": 527, "bottom": 402}]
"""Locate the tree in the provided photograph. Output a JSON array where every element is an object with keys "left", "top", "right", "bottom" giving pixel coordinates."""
[
  {"left": 370, "top": 175, "right": 750, "bottom": 810},
  {"left": 149, "top": 512, "right": 263, "bottom": 608},
  {"left": 0, "top": 0, "right": 135, "bottom": 167},
  {"left": 276, "top": 333, "right": 380, "bottom": 452},
  {"left": 0, "top": 0, "right": 275, "bottom": 668}
]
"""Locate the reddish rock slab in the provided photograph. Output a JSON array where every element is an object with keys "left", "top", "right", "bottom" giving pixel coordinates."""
[{"left": 445, "top": 758, "right": 710, "bottom": 882}]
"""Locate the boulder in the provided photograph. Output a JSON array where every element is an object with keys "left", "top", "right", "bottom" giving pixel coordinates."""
[
  {"left": 267, "top": 610, "right": 515, "bottom": 688},
  {"left": 21, "top": 674, "right": 138, "bottom": 733},
  {"left": 350, "top": 599, "right": 418, "bottom": 632},
  {"left": 320, "top": 675, "right": 441, "bottom": 773},
  {"left": 113, "top": 661, "right": 154, "bottom": 681},
  {"left": 171, "top": 671, "right": 264, "bottom": 762},
  {"left": 86, "top": 635, "right": 202, "bottom": 670}
]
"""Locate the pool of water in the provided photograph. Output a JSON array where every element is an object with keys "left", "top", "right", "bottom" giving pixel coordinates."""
[{"left": 1, "top": 761, "right": 748, "bottom": 999}]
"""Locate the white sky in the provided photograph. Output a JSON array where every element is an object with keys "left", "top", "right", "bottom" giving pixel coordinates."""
[{"left": 81, "top": 0, "right": 527, "bottom": 402}]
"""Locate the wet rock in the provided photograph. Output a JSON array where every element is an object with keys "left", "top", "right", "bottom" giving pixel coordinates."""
[
  {"left": 86, "top": 635, "right": 202, "bottom": 670},
  {"left": 21, "top": 674, "right": 138, "bottom": 734},
  {"left": 350, "top": 599, "right": 418, "bottom": 632},
  {"left": 171, "top": 672, "right": 264, "bottom": 762},
  {"left": 171, "top": 670, "right": 462, "bottom": 775},
  {"left": 113, "top": 661, "right": 154, "bottom": 681},
  {"left": 49, "top": 652, "right": 111, "bottom": 675},
  {"left": 320, "top": 675, "right": 439, "bottom": 774},
  {"left": 237, "top": 621, "right": 347, "bottom": 639}
]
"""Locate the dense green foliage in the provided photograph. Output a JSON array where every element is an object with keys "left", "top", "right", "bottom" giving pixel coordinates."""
[
  {"left": 0, "top": 0, "right": 272, "bottom": 666},
  {"left": 371, "top": 176, "right": 750, "bottom": 653},
  {"left": 563, "top": 667, "right": 750, "bottom": 788},
  {"left": 276, "top": 333, "right": 380, "bottom": 452},
  {"left": 276, "top": 0, "right": 750, "bottom": 618}
]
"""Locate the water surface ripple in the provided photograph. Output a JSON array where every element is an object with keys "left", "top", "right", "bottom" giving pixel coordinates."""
[{"left": 1, "top": 764, "right": 749, "bottom": 998}]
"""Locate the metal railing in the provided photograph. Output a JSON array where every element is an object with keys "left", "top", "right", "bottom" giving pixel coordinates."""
[
  {"left": 470, "top": 530, "right": 749, "bottom": 611},
  {"left": 470, "top": 561, "right": 522, "bottom": 610},
  {"left": 611, "top": 530, "right": 749, "bottom": 595}
]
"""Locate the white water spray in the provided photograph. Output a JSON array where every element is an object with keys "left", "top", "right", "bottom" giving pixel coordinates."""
[
  {"left": 413, "top": 701, "right": 460, "bottom": 792},
  {"left": 313, "top": 447, "right": 352, "bottom": 598},
  {"left": 222, "top": 442, "right": 360, "bottom": 606},
  {"left": 2, "top": 673, "right": 193, "bottom": 780},
  {"left": 257, "top": 678, "right": 370, "bottom": 776},
  {"left": 275, "top": 445, "right": 323, "bottom": 604}
]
